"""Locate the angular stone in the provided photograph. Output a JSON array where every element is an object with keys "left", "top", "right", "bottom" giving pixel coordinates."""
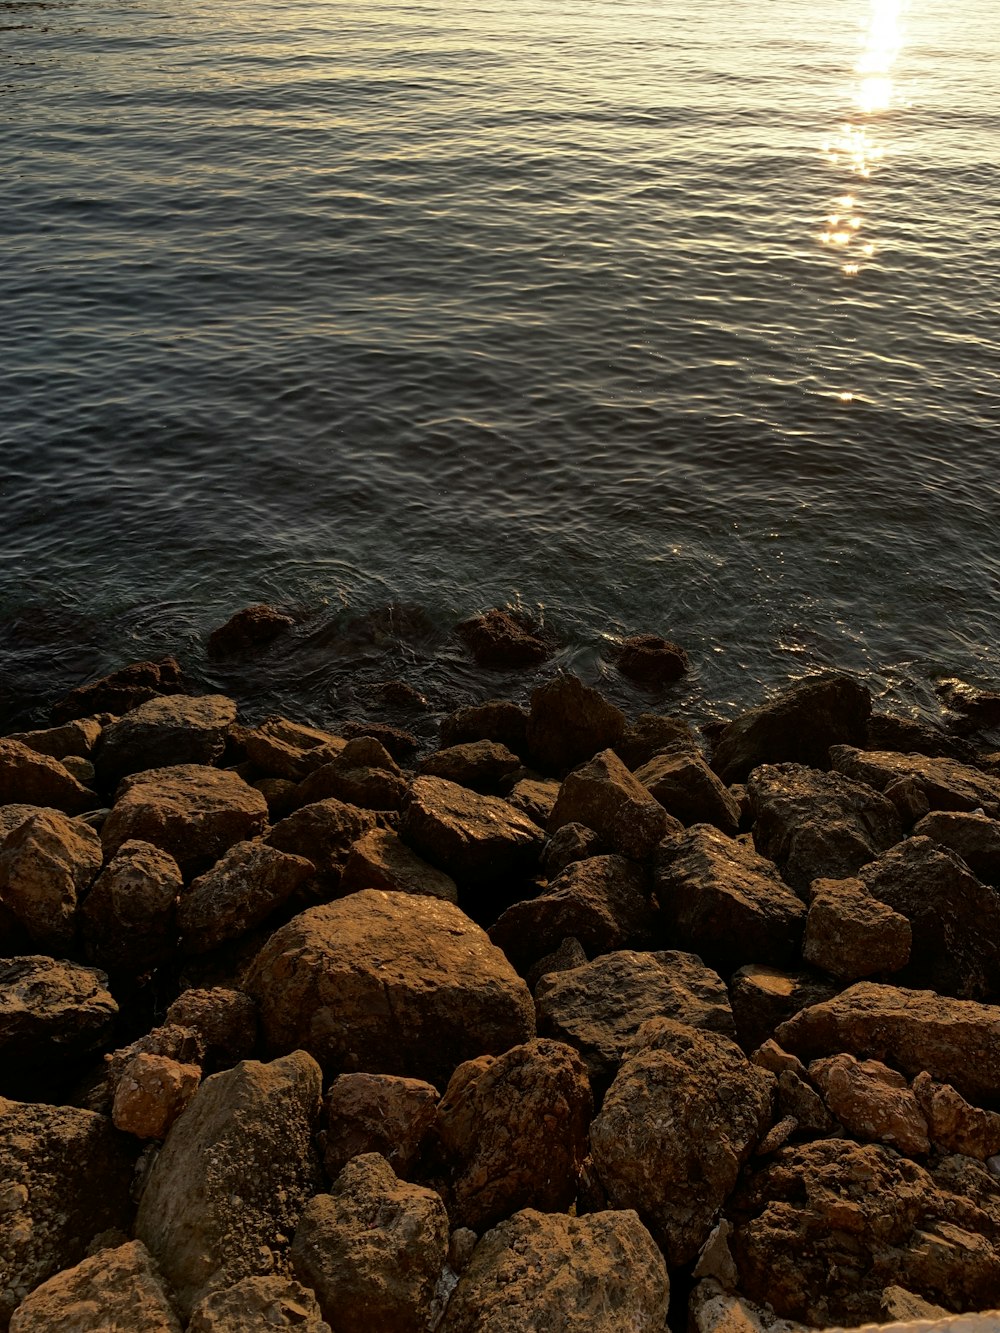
[
  {"left": 489, "top": 854, "right": 654, "bottom": 970},
  {"left": 341, "top": 827, "right": 458, "bottom": 902},
  {"left": 265, "top": 796, "right": 381, "bottom": 897},
  {"left": 419, "top": 741, "right": 521, "bottom": 793},
  {"left": 0, "top": 738, "right": 94, "bottom": 815},
  {"left": 241, "top": 717, "right": 346, "bottom": 783},
  {"left": 439, "top": 701, "right": 529, "bottom": 756},
  {"left": 547, "top": 749, "right": 672, "bottom": 861},
  {"left": 938, "top": 678, "right": 1000, "bottom": 730},
  {"left": 320, "top": 1073, "right": 439, "bottom": 1180},
  {"left": 95, "top": 695, "right": 237, "bottom": 785},
  {"left": 802, "top": 877, "right": 911, "bottom": 980},
  {"left": 884, "top": 774, "right": 933, "bottom": 826},
  {"left": 540, "top": 822, "right": 603, "bottom": 879},
  {"left": 104, "top": 1024, "right": 205, "bottom": 1099},
  {"left": 728, "top": 964, "right": 839, "bottom": 1053},
  {"left": 188, "top": 1276, "right": 331, "bottom": 1332},
  {"left": 635, "top": 749, "right": 741, "bottom": 835},
  {"left": 292, "top": 749, "right": 408, "bottom": 813},
  {"left": 913, "top": 1071, "right": 1000, "bottom": 1159},
  {"left": 913, "top": 809, "right": 1000, "bottom": 885},
  {"left": 526, "top": 675, "right": 627, "bottom": 775},
  {"left": 178, "top": 840, "right": 314, "bottom": 953},
  {"left": 165, "top": 988, "right": 257, "bottom": 1070},
  {"left": 747, "top": 763, "right": 901, "bottom": 894},
  {"left": 246, "top": 890, "right": 534, "bottom": 1086},
  {"left": 207, "top": 604, "right": 294, "bottom": 659},
  {"left": 101, "top": 765, "right": 268, "bottom": 874},
  {"left": 614, "top": 633, "right": 689, "bottom": 686},
  {"left": 7, "top": 718, "right": 103, "bottom": 762},
  {"left": 112, "top": 1052, "right": 201, "bottom": 1139},
  {"left": 831, "top": 745, "right": 1000, "bottom": 818},
  {"left": 591, "top": 1018, "right": 773, "bottom": 1265},
  {"left": 711, "top": 673, "right": 871, "bottom": 784},
  {"left": 135, "top": 1051, "right": 323, "bottom": 1317},
  {"left": 340, "top": 721, "right": 417, "bottom": 761},
  {"left": 505, "top": 777, "right": 560, "bottom": 827},
  {"left": 80, "top": 839, "right": 182, "bottom": 974},
  {"left": 615, "top": 712, "right": 700, "bottom": 770},
  {"left": 401, "top": 776, "right": 543, "bottom": 884},
  {"left": 0, "top": 956, "right": 118, "bottom": 1093},
  {"left": 438, "top": 1208, "right": 670, "bottom": 1333},
  {"left": 866, "top": 711, "right": 973, "bottom": 761},
  {"left": 524, "top": 935, "right": 588, "bottom": 991},
  {"left": 0, "top": 810, "right": 101, "bottom": 951},
  {"left": 774, "top": 1067, "right": 838, "bottom": 1136},
  {"left": 291, "top": 1154, "right": 449, "bottom": 1333},
  {"left": 809, "top": 1053, "right": 930, "bottom": 1155},
  {"left": 8, "top": 1240, "right": 181, "bottom": 1333},
  {"left": 654, "top": 825, "right": 806, "bottom": 972},
  {"left": 535, "top": 949, "right": 735, "bottom": 1089},
  {"left": 51, "top": 656, "right": 186, "bottom": 724}
]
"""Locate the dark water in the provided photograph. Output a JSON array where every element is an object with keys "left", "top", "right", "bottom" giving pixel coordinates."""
[{"left": 1, "top": 0, "right": 998, "bottom": 730}]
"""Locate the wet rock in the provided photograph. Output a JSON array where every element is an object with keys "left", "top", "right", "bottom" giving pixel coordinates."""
[
  {"left": 858, "top": 836, "right": 1000, "bottom": 999},
  {"left": 0, "top": 810, "right": 101, "bottom": 951},
  {"left": 526, "top": 675, "right": 626, "bottom": 775},
  {"left": 320, "top": 1073, "right": 439, "bottom": 1180},
  {"left": 728, "top": 964, "right": 840, "bottom": 1053},
  {"left": 401, "top": 776, "right": 543, "bottom": 884},
  {"left": 8, "top": 1239, "right": 180, "bottom": 1333},
  {"left": 548, "top": 748, "right": 673, "bottom": 861},
  {"left": 7, "top": 718, "right": 103, "bottom": 761},
  {"left": 504, "top": 777, "right": 560, "bottom": 827},
  {"left": 747, "top": 763, "right": 901, "bottom": 895},
  {"left": 241, "top": 717, "right": 345, "bottom": 783},
  {"left": 188, "top": 1276, "right": 331, "bottom": 1333},
  {"left": 164, "top": 988, "right": 257, "bottom": 1070},
  {"left": 439, "top": 700, "right": 529, "bottom": 756},
  {"left": 375, "top": 678, "right": 428, "bottom": 710},
  {"left": 831, "top": 744, "right": 1000, "bottom": 817},
  {"left": 539, "top": 822, "right": 603, "bottom": 879},
  {"left": 178, "top": 840, "right": 314, "bottom": 954},
  {"left": 340, "top": 720, "right": 418, "bottom": 761},
  {"left": 0, "top": 1098, "right": 136, "bottom": 1327},
  {"left": 524, "top": 935, "right": 588, "bottom": 990},
  {"left": 112, "top": 1052, "right": 201, "bottom": 1140},
  {"left": 613, "top": 633, "right": 689, "bottom": 686},
  {"left": 635, "top": 747, "right": 741, "bottom": 835},
  {"left": 135, "top": 1050, "right": 323, "bottom": 1318},
  {"left": 80, "top": 839, "right": 182, "bottom": 974},
  {"left": 101, "top": 765, "right": 268, "bottom": 875},
  {"left": 591, "top": 1018, "right": 773, "bottom": 1265},
  {"left": 802, "top": 876, "right": 911, "bottom": 980},
  {"left": 913, "top": 1071, "right": 1000, "bottom": 1159},
  {"left": 615, "top": 712, "right": 700, "bottom": 770},
  {"left": 489, "top": 854, "right": 654, "bottom": 971},
  {"left": 206, "top": 605, "right": 295, "bottom": 659},
  {"left": 266, "top": 797, "right": 381, "bottom": 898},
  {"left": 654, "top": 825, "right": 806, "bottom": 972},
  {"left": 341, "top": 827, "right": 458, "bottom": 902},
  {"left": 292, "top": 742, "right": 408, "bottom": 812},
  {"left": 535, "top": 949, "right": 735, "bottom": 1090},
  {"left": 419, "top": 740, "right": 521, "bottom": 793},
  {"left": 291, "top": 1153, "right": 448, "bottom": 1333},
  {"left": 432, "top": 1039, "right": 592, "bottom": 1229},
  {"left": 0, "top": 738, "right": 94, "bottom": 815},
  {"left": 913, "top": 809, "right": 1000, "bottom": 885},
  {"left": 95, "top": 695, "right": 237, "bottom": 785},
  {"left": 938, "top": 678, "right": 1000, "bottom": 731},
  {"left": 710, "top": 673, "right": 872, "bottom": 784},
  {"left": 245, "top": 890, "right": 534, "bottom": 1086},
  {"left": 456, "top": 608, "right": 552, "bottom": 670},
  {"left": 809, "top": 1053, "right": 930, "bottom": 1155},
  {"left": 775, "top": 981, "right": 1000, "bottom": 1106},
  {"left": 51, "top": 657, "right": 186, "bottom": 725},
  {"left": 438, "top": 1208, "right": 669, "bottom": 1333},
  {"left": 0, "top": 956, "right": 118, "bottom": 1093},
  {"left": 866, "top": 711, "right": 973, "bottom": 761}
]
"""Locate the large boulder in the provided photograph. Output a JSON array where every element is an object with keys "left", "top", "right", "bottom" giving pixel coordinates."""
[
  {"left": 635, "top": 748, "right": 741, "bottom": 835},
  {"left": 590, "top": 1018, "right": 773, "bottom": 1265},
  {"left": 80, "top": 839, "right": 182, "bottom": 974},
  {"left": 802, "top": 876, "right": 911, "bottom": 981},
  {"left": 439, "top": 701, "right": 529, "bottom": 755},
  {"left": 95, "top": 695, "right": 237, "bottom": 785},
  {"left": 240, "top": 717, "right": 345, "bottom": 783},
  {"left": 320, "top": 1073, "right": 439, "bottom": 1180},
  {"left": 912, "top": 809, "right": 1000, "bottom": 885},
  {"left": 8, "top": 1240, "right": 180, "bottom": 1333},
  {"left": 438, "top": 1208, "right": 669, "bottom": 1333},
  {"left": 830, "top": 745, "right": 1000, "bottom": 818},
  {"left": 419, "top": 741, "right": 521, "bottom": 794},
  {"left": 245, "top": 890, "right": 534, "bottom": 1086},
  {"left": 178, "top": 840, "right": 314, "bottom": 954},
  {"left": 526, "top": 676, "right": 626, "bottom": 774},
  {"left": 0, "top": 810, "right": 102, "bottom": 951},
  {"left": 7, "top": 718, "right": 102, "bottom": 762},
  {"left": 135, "top": 1051, "right": 323, "bottom": 1317},
  {"left": 340, "top": 827, "right": 458, "bottom": 902},
  {"left": 0, "top": 739, "right": 94, "bottom": 815},
  {"left": 547, "top": 749, "right": 673, "bottom": 860},
  {"left": 401, "top": 777, "right": 543, "bottom": 884},
  {"left": 50, "top": 656, "right": 185, "bottom": 724},
  {"left": 188, "top": 1276, "right": 330, "bottom": 1332}
]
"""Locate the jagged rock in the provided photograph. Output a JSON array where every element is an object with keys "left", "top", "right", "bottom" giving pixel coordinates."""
[
  {"left": 710, "top": 673, "right": 871, "bottom": 784},
  {"left": 252, "top": 777, "right": 297, "bottom": 818},
  {"left": 728, "top": 965, "right": 839, "bottom": 1052},
  {"left": 188, "top": 1276, "right": 331, "bottom": 1332},
  {"left": 489, "top": 854, "right": 654, "bottom": 970},
  {"left": 913, "top": 1071, "right": 1000, "bottom": 1158},
  {"left": 0, "top": 1099, "right": 136, "bottom": 1327},
  {"left": 0, "top": 956, "right": 118, "bottom": 1094},
  {"left": 419, "top": 741, "right": 521, "bottom": 794},
  {"left": 830, "top": 745, "right": 1000, "bottom": 817},
  {"left": 432, "top": 1039, "right": 592, "bottom": 1230},
  {"left": 51, "top": 657, "right": 186, "bottom": 725},
  {"left": 866, "top": 712, "right": 973, "bottom": 760},
  {"left": 376, "top": 679, "right": 428, "bottom": 710},
  {"left": 292, "top": 743, "right": 408, "bottom": 813},
  {"left": 526, "top": 676, "right": 626, "bottom": 774},
  {"left": 774, "top": 1067, "right": 838, "bottom": 1136},
  {"left": 539, "top": 822, "right": 604, "bottom": 880},
  {"left": 7, "top": 718, "right": 103, "bottom": 761},
  {"left": 880, "top": 1287, "right": 950, "bottom": 1321},
  {"left": 401, "top": 777, "right": 543, "bottom": 884},
  {"left": 0, "top": 804, "right": 56, "bottom": 845},
  {"left": 747, "top": 764, "right": 901, "bottom": 895},
  {"left": 241, "top": 717, "right": 345, "bottom": 783},
  {"left": 505, "top": 778, "right": 560, "bottom": 827},
  {"left": 775, "top": 982, "right": 1000, "bottom": 1106},
  {"left": 858, "top": 837, "right": 1000, "bottom": 999},
  {"left": 808, "top": 1053, "right": 930, "bottom": 1155},
  {"left": 135, "top": 1051, "right": 323, "bottom": 1317},
  {"left": 938, "top": 678, "right": 1000, "bottom": 731},
  {"left": 535, "top": 949, "right": 735, "bottom": 1090},
  {"left": 178, "top": 840, "right": 314, "bottom": 954},
  {"left": 112, "top": 1053, "right": 201, "bottom": 1140},
  {"left": 340, "top": 721, "right": 418, "bottom": 761},
  {"left": 524, "top": 935, "right": 588, "bottom": 990},
  {"left": 591, "top": 1018, "right": 774, "bottom": 1265},
  {"left": 0, "top": 739, "right": 94, "bottom": 815},
  {"left": 341, "top": 827, "right": 458, "bottom": 902},
  {"left": 635, "top": 748, "right": 740, "bottom": 835},
  {"left": 246, "top": 890, "right": 534, "bottom": 1085},
  {"left": 913, "top": 809, "right": 1000, "bottom": 885},
  {"left": 104, "top": 1025, "right": 206, "bottom": 1105},
  {"left": 613, "top": 633, "right": 689, "bottom": 686},
  {"left": 883, "top": 774, "right": 932, "bottom": 825},
  {"left": 654, "top": 825, "right": 805, "bottom": 972},
  {"left": 438, "top": 1208, "right": 669, "bottom": 1333},
  {"left": 439, "top": 701, "right": 529, "bottom": 756},
  {"left": 95, "top": 695, "right": 237, "bottom": 785},
  {"left": 0, "top": 810, "right": 101, "bottom": 951},
  {"left": 802, "top": 876, "right": 911, "bottom": 980},
  {"left": 291, "top": 1154, "right": 449, "bottom": 1333},
  {"left": 165, "top": 988, "right": 257, "bottom": 1069},
  {"left": 548, "top": 749, "right": 673, "bottom": 861},
  {"left": 320, "top": 1073, "right": 439, "bottom": 1180},
  {"left": 80, "top": 839, "right": 182, "bottom": 974},
  {"left": 456, "top": 608, "right": 551, "bottom": 670},
  {"left": 206, "top": 605, "right": 294, "bottom": 659},
  {"left": 8, "top": 1240, "right": 180, "bottom": 1333},
  {"left": 101, "top": 765, "right": 268, "bottom": 874},
  {"left": 266, "top": 797, "right": 381, "bottom": 897},
  {"left": 615, "top": 713, "right": 700, "bottom": 770}
]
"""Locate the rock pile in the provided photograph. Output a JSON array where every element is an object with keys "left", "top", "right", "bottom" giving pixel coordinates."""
[{"left": 2, "top": 657, "right": 1000, "bottom": 1330}]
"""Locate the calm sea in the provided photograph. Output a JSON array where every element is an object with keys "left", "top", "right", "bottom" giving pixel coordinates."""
[{"left": 1, "top": 0, "right": 998, "bottom": 729}]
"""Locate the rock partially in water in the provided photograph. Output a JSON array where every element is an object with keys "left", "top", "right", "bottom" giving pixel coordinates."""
[
  {"left": 439, "top": 700, "right": 529, "bottom": 756},
  {"left": 456, "top": 608, "right": 553, "bottom": 670},
  {"left": 206, "top": 605, "right": 294, "bottom": 660},
  {"left": 613, "top": 633, "right": 689, "bottom": 687},
  {"left": 50, "top": 656, "right": 186, "bottom": 725},
  {"left": 526, "top": 675, "right": 626, "bottom": 775},
  {"left": 95, "top": 694, "right": 236, "bottom": 786}
]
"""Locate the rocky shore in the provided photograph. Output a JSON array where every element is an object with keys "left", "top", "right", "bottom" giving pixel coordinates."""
[{"left": 2, "top": 606, "right": 1000, "bottom": 1331}]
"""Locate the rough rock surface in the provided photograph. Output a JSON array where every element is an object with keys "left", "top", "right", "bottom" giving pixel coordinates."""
[
  {"left": 808, "top": 1053, "right": 930, "bottom": 1155},
  {"left": 80, "top": 839, "right": 182, "bottom": 973},
  {"left": 291, "top": 1153, "right": 449, "bottom": 1333},
  {"left": 438, "top": 1208, "right": 670, "bottom": 1333},
  {"left": 524, "top": 936, "right": 588, "bottom": 990},
  {"left": 401, "top": 776, "right": 544, "bottom": 883},
  {"left": 728, "top": 964, "right": 840, "bottom": 1052},
  {"left": 526, "top": 675, "right": 626, "bottom": 774},
  {"left": 112, "top": 1052, "right": 202, "bottom": 1139},
  {"left": 590, "top": 1018, "right": 774, "bottom": 1264},
  {"left": 540, "top": 822, "right": 604, "bottom": 879},
  {"left": 292, "top": 746, "right": 408, "bottom": 812},
  {"left": 50, "top": 656, "right": 185, "bottom": 724},
  {"left": 340, "top": 827, "right": 459, "bottom": 902},
  {"left": 0, "top": 738, "right": 95, "bottom": 814},
  {"left": 635, "top": 748, "right": 741, "bottom": 835},
  {"left": 747, "top": 763, "right": 902, "bottom": 894},
  {"left": 95, "top": 694, "right": 237, "bottom": 784},
  {"left": 165, "top": 988, "right": 257, "bottom": 1069},
  {"left": 207, "top": 604, "right": 294, "bottom": 659},
  {"left": 265, "top": 797, "right": 380, "bottom": 896},
  {"left": 7, "top": 718, "right": 103, "bottom": 761},
  {"left": 135, "top": 1051, "right": 323, "bottom": 1317},
  {"left": 535, "top": 949, "right": 735, "bottom": 1089},
  {"left": 178, "top": 839, "right": 314, "bottom": 953},
  {"left": 320, "top": 1073, "right": 440, "bottom": 1180},
  {"left": 547, "top": 749, "right": 673, "bottom": 860},
  {"left": 241, "top": 717, "right": 345, "bottom": 783},
  {"left": 456, "top": 608, "right": 551, "bottom": 669},
  {"left": 419, "top": 740, "right": 521, "bottom": 793},
  {"left": 246, "top": 890, "right": 535, "bottom": 1085},
  {"left": 831, "top": 745, "right": 1000, "bottom": 818},
  {"left": 433, "top": 1039, "right": 592, "bottom": 1230},
  {"left": 8, "top": 1241, "right": 181, "bottom": 1333},
  {"left": 802, "top": 876, "right": 911, "bottom": 980},
  {"left": 505, "top": 777, "right": 560, "bottom": 827},
  {"left": 188, "top": 1276, "right": 330, "bottom": 1332},
  {"left": 654, "top": 825, "right": 806, "bottom": 972},
  {"left": 913, "top": 809, "right": 1000, "bottom": 885},
  {"left": 615, "top": 712, "right": 700, "bottom": 770},
  {"left": 912, "top": 1071, "right": 1000, "bottom": 1159},
  {"left": 613, "top": 633, "right": 689, "bottom": 686},
  {"left": 439, "top": 700, "right": 529, "bottom": 755},
  {"left": 0, "top": 810, "right": 102, "bottom": 951},
  {"left": 0, "top": 956, "right": 118, "bottom": 1088}
]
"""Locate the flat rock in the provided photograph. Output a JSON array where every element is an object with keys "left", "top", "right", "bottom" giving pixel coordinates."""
[
  {"left": 913, "top": 809, "right": 1000, "bottom": 885},
  {"left": 0, "top": 956, "right": 118, "bottom": 1093},
  {"left": 80, "top": 839, "right": 183, "bottom": 974},
  {"left": 0, "top": 739, "right": 94, "bottom": 814},
  {"left": 728, "top": 964, "right": 840, "bottom": 1052},
  {"left": 188, "top": 1276, "right": 331, "bottom": 1332},
  {"left": 8, "top": 1240, "right": 181, "bottom": 1332},
  {"left": 831, "top": 745, "right": 1000, "bottom": 818},
  {"left": 802, "top": 876, "right": 911, "bottom": 981},
  {"left": 419, "top": 741, "right": 521, "bottom": 793},
  {"left": 206, "top": 604, "right": 294, "bottom": 659},
  {"left": 635, "top": 748, "right": 741, "bottom": 835},
  {"left": 438, "top": 1208, "right": 670, "bottom": 1333},
  {"left": 178, "top": 839, "right": 314, "bottom": 953},
  {"left": 0, "top": 809, "right": 102, "bottom": 951},
  {"left": 526, "top": 675, "right": 626, "bottom": 775},
  {"left": 747, "top": 763, "right": 902, "bottom": 894},
  {"left": 439, "top": 701, "right": 529, "bottom": 755},
  {"left": 654, "top": 824, "right": 806, "bottom": 972},
  {"left": 808, "top": 1052, "right": 930, "bottom": 1155},
  {"left": 320, "top": 1072, "right": 439, "bottom": 1180},
  {"left": 548, "top": 748, "right": 673, "bottom": 861},
  {"left": 341, "top": 827, "right": 458, "bottom": 902},
  {"left": 401, "top": 776, "right": 543, "bottom": 884},
  {"left": 245, "top": 890, "right": 535, "bottom": 1086},
  {"left": 95, "top": 694, "right": 237, "bottom": 785}
]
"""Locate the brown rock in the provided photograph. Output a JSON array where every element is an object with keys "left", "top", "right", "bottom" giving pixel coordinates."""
[
  {"left": 188, "top": 1276, "right": 330, "bottom": 1332},
  {"left": 241, "top": 717, "right": 346, "bottom": 783},
  {"left": 883, "top": 774, "right": 933, "bottom": 825},
  {"left": 165, "top": 988, "right": 257, "bottom": 1069},
  {"left": 111, "top": 1052, "right": 201, "bottom": 1140},
  {"left": 524, "top": 935, "right": 588, "bottom": 990},
  {"left": 8, "top": 1240, "right": 181, "bottom": 1333},
  {"left": 401, "top": 776, "right": 543, "bottom": 883},
  {"left": 245, "top": 890, "right": 534, "bottom": 1086},
  {"left": 938, "top": 677, "right": 1000, "bottom": 730},
  {"left": 178, "top": 840, "right": 314, "bottom": 954},
  {"left": 591, "top": 1018, "right": 774, "bottom": 1265},
  {"left": 51, "top": 657, "right": 186, "bottom": 725},
  {"left": 104, "top": 1024, "right": 206, "bottom": 1100},
  {"left": 774, "top": 1067, "right": 838, "bottom": 1136},
  {"left": 7, "top": 718, "right": 103, "bottom": 761},
  {"left": 880, "top": 1286, "right": 950, "bottom": 1321},
  {"left": 438, "top": 1208, "right": 670, "bottom": 1333},
  {"left": 526, "top": 675, "right": 626, "bottom": 774},
  {"left": 505, "top": 777, "right": 560, "bottom": 827},
  {"left": 439, "top": 701, "right": 529, "bottom": 755},
  {"left": 252, "top": 776, "right": 297, "bottom": 818},
  {"left": 615, "top": 712, "right": 700, "bottom": 770},
  {"left": 0, "top": 956, "right": 118, "bottom": 1093},
  {"left": 654, "top": 825, "right": 806, "bottom": 972},
  {"left": 456, "top": 608, "right": 552, "bottom": 670},
  {"left": 809, "top": 1053, "right": 929, "bottom": 1155},
  {"left": 0, "top": 739, "right": 94, "bottom": 815},
  {"left": 0, "top": 810, "right": 101, "bottom": 951},
  {"left": 802, "top": 876, "right": 911, "bottom": 980},
  {"left": 831, "top": 744, "right": 1000, "bottom": 817},
  {"left": 635, "top": 748, "right": 741, "bottom": 835},
  {"left": 101, "top": 765, "right": 268, "bottom": 874},
  {"left": 913, "top": 1071, "right": 1000, "bottom": 1158},
  {"left": 419, "top": 740, "right": 521, "bottom": 793},
  {"left": 548, "top": 749, "right": 672, "bottom": 861},
  {"left": 80, "top": 839, "right": 182, "bottom": 974},
  {"left": 867, "top": 710, "right": 973, "bottom": 760},
  {"left": 206, "top": 605, "right": 294, "bottom": 659},
  {"left": 341, "top": 826, "right": 458, "bottom": 902},
  {"left": 340, "top": 720, "right": 418, "bottom": 761},
  {"left": 913, "top": 809, "right": 1000, "bottom": 885},
  {"left": 266, "top": 796, "right": 381, "bottom": 897},
  {"left": 95, "top": 695, "right": 237, "bottom": 785},
  {"left": 747, "top": 763, "right": 901, "bottom": 894},
  {"left": 613, "top": 633, "right": 689, "bottom": 686},
  {"left": 320, "top": 1073, "right": 439, "bottom": 1179},
  {"left": 433, "top": 1039, "right": 592, "bottom": 1230},
  {"left": 728, "top": 964, "right": 840, "bottom": 1052},
  {"left": 539, "top": 822, "right": 604, "bottom": 879},
  {"left": 292, "top": 748, "right": 408, "bottom": 813},
  {"left": 291, "top": 1154, "right": 449, "bottom": 1333},
  {"left": 135, "top": 1051, "right": 323, "bottom": 1317}
]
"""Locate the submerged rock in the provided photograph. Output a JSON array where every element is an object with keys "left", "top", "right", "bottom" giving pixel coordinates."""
[
  {"left": 50, "top": 656, "right": 186, "bottom": 725},
  {"left": 613, "top": 633, "right": 689, "bottom": 687}
]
